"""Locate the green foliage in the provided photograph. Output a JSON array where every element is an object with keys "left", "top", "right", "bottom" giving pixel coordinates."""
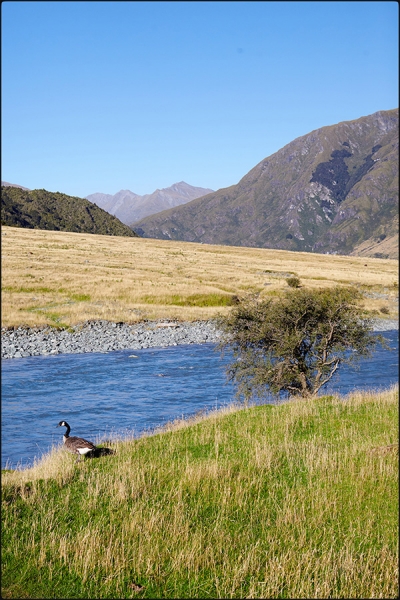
[
  {"left": 218, "top": 287, "right": 385, "bottom": 399},
  {"left": 286, "top": 276, "right": 301, "bottom": 288},
  {"left": 1, "top": 186, "right": 139, "bottom": 237}
]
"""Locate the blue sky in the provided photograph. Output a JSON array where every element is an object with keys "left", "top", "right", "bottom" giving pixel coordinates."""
[{"left": 1, "top": 1, "right": 398, "bottom": 197}]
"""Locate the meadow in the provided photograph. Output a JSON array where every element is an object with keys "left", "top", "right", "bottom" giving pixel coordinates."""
[
  {"left": 2, "top": 386, "right": 398, "bottom": 599},
  {"left": 1, "top": 226, "right": 398, "bottom": 328}
]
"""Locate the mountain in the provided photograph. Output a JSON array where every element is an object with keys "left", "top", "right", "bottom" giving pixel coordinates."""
[
  {"left": 134, "top": 109, "right": 398, "bottom": 259},
  {"left": 86, "top": 182, "right": 214, "bottom": 225},
  {"left": 1, "top": 186, "right": 138, "bottom": 237},
  {"left": 85, "top": 189, "right": 141, "bottom": 223},
  {"left": 1, "top": 181, "right": 31, "bottom": 191}
]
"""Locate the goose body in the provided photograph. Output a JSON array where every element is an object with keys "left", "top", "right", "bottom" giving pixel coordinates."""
[{"left": 57, "top": 421, "right": 96, "bottom": 461}]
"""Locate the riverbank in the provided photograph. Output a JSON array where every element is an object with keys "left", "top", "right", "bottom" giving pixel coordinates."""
[
  {"left": 1, "top": 318, "right": 397, "bottom": 360},
  {"left": 2, "top": 387, "right": 398, "bottom": 599},
  {"left": 0, "top": 319, "right": 223, "bottom": 359}
]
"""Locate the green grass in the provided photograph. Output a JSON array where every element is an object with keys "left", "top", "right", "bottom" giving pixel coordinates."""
[
  {"left": 2, "top": 285, "right": 55, "bottom": 294},
  {"left": 2, "top": 286, "right": 91, "bottom": 304},
  {"left": 69, "top": 293, "right": 91, "bottom": 302},
  {"left": 2, "top": 387, "right": 398, "bottom": 599},
  {"left": 141, "top": 293, "right": 236, "bottom": 307}
]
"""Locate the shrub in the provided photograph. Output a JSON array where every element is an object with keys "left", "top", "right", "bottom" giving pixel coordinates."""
[
  {"left": 286, "top": 276, "right": 301, "bottom": 288},
  {"left": 218, "top": 287, "right": 385, "bottom": 400}
]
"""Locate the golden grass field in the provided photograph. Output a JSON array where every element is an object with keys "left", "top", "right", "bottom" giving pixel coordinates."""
[{"left": 1, "top": 226, "right": 398, "bottom": 328}]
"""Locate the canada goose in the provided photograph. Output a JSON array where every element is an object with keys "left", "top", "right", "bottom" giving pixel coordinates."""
[{"left": 57, "top": 421, "right": 97, "bottom": 462}]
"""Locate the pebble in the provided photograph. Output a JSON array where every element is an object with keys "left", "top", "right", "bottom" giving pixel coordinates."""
[
  {"left": 370, "top": 318, "right": 399, "bottom": 332},
  {"left": 1, "top": 320, "right": 223, "bottom": 359},
  {"left": 1, "top": 318, "right": 397, "bottom": 360}
]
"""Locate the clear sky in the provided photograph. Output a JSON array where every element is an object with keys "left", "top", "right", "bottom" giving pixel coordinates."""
[{"left": 1, "top": 1, "right": 398, "bottom": 197}]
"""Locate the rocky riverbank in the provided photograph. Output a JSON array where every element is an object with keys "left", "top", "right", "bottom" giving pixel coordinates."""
[
  {"left": 1, "top": 320, "right": 223, "bottom": 359},
  {"left": 1, "top": 318, "right": 398, "bottom": 360}
]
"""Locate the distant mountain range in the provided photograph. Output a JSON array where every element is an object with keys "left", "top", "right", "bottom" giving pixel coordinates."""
[
  {"left": 134, "top": 109, "right": 398, "bottom": 259},
  {"left": 1, "top": 181, "right": 31, "bottom": 191},
  {"left": 1, "top": 186, "right": 137, "bottom": 237},
  {"left": 86, "top": 181, "right": 214, "bottom": 225}
]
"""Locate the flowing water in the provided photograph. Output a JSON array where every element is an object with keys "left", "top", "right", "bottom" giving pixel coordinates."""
[{"left": 1, "top": 331, "right": 398, "bottom": 470}]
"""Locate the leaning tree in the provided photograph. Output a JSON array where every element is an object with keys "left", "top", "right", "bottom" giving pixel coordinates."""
[{"left": 218, "top": 286, "right": 386, "bottom": 400}]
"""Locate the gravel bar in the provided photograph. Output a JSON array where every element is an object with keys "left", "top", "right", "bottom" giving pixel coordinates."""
[
  {"left": 1, "top": 318, "right": 397, "bottom": 360},
  {"left": 1, "top": 320, "right": 223, "bottom": 359}
]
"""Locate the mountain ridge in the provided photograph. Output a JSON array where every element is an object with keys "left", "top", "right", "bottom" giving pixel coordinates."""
[
  {"left": 134, "top": 109, "right": 398, "bottom": 258},
  {"left": 1, "top": 181, "right": 31, "bottom": 191},
  {"left": 86, "top": 181, "right": 213, "bottom": 225}
]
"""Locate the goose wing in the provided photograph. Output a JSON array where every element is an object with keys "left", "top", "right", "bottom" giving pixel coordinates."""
[{"left": 66, "top": 436, "right": 97, "bottom": 452}]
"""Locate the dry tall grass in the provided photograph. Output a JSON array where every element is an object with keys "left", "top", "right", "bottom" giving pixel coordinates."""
[{"left": 1, "top": 226, "right": 398, "bottom": 328}]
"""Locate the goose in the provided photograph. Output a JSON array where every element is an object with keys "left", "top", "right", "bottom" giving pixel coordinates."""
[{"left": 57, "top": 421, "right": 97, "bottom": 461}]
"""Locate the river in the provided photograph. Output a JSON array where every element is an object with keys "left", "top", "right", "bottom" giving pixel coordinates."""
[{"left": 1, "top": 331, "right": 398, "bottom": 470}]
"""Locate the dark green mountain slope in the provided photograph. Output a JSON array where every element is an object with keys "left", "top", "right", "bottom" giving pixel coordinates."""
[
  {"left": 1, "top": 186, "right": 138, "bottom": 237},
  {"left": 134, "top": 109, "right": 398, "bottom": 257}
]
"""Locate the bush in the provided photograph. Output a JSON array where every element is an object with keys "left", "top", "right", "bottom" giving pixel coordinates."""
[
  {"left": 218, "top": 287, "right": 385, "bottom": 400},
  {"left": 286, "top": 276, "right": 301, "bottom": 288}
]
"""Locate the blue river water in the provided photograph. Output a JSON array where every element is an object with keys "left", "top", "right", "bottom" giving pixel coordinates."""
[{"left": 1, "top": 331, "right": 398, "bottom": 470}]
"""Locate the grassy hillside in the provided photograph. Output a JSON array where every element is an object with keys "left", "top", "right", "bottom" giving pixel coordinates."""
[
  {"left": 2, "top": 386, "right": 398, "bottom": 599},
  {"left": 1, "top": 226, "right": 398, "bottom": 328},
  {"left": 1, "top": 186, "right": 138, "bottom": 238}
]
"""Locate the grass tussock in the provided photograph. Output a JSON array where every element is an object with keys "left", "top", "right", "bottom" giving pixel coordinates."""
[
  {"left": 2, "top": 386, "right": 398, "bottom": 599},
  {"left": 1, "top": 226, "right": 398, "bottom": 327}
]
